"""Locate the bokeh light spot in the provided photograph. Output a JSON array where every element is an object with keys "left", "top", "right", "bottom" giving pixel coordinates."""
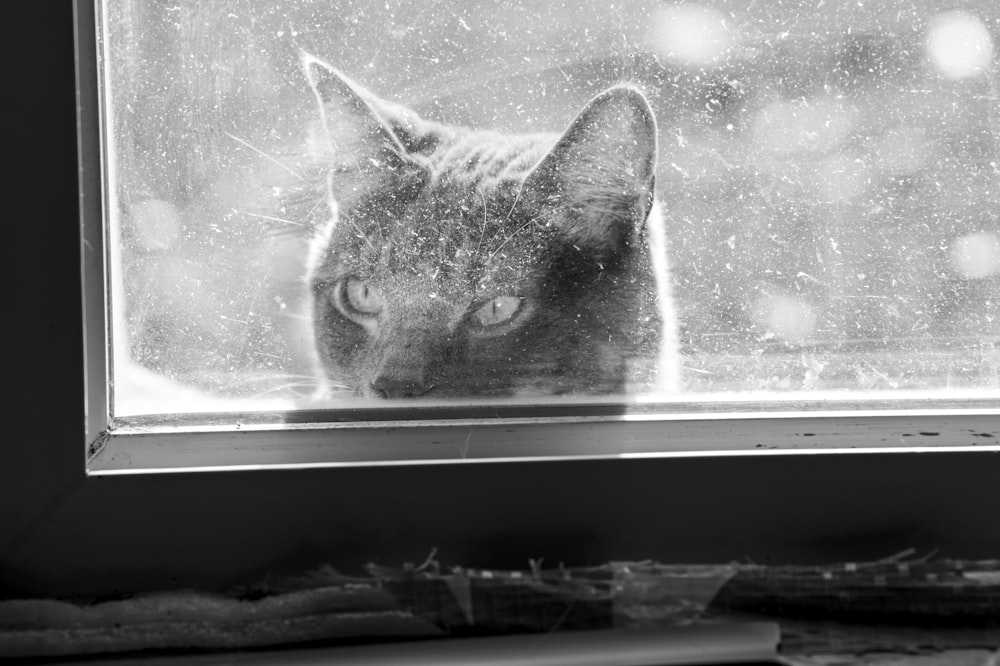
[
  {"left": 950, "top": 231, "right": 1000, "bottom": 279},
  {"left": 130, "top": 199, "right": 182, "bottom": 251},
  {"left": 647, "top": 4, "right": 733, "bottom": 67},
  {"left": 926, "top": 11, "right": 994, "bottom": 79},
  {"left": 751, "top": 291, "right": 818, "bottom": 345}
]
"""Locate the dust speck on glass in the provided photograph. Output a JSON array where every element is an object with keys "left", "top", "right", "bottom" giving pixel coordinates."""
[{"left": 102, "top": 0, "right": 1000, "bottom": 415}]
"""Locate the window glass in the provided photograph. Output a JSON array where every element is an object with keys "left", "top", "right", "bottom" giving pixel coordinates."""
[{"left": 102, "top": 0, "right": 1000, "bottom": 415}]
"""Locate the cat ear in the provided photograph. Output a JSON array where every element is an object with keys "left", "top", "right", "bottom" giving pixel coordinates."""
[
  {"left": 302, "top": 53, "right": 434, "bottom": 195},
  {"left": 521, "top": 86, "right": 657, "bottom": 260}
]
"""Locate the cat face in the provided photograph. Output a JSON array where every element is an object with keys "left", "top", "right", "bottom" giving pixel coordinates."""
[{"left": 302, "top": 54, "right": 673, "bottom": 399}]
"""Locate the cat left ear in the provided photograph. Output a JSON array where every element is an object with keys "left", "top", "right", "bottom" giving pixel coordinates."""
[
  {"left": 521, "top": 86, "right": 658, "bottom": 259},
  {"left": 302, "top": 52, "right": 445, "bottom": 209},
  {"left": 302, "top": 53, "right": 415, "bottom": 172}
]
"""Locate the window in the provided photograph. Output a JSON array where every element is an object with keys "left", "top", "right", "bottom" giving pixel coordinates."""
[
  {"left": 5, "top": 0, "right": 1000, "bottom": 624},
  {"left": 82, "top": 0, "right": 1000, "bottom": 473}
]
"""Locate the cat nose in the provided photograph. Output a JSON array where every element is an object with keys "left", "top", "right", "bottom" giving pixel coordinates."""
[
  {"left": 369, "top": 322, "right": 450, "bottom": 398},
  {"left": 370, "top": 375, "right": 431, "bottom": 399}
]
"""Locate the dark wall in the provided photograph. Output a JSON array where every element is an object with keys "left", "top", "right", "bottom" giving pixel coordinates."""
[
  {"left": 5, "top": 3, "right": 1000, "bottom": 600},
  {"left": 6, "top": 454, "right": 1000, "bottom": 598}
]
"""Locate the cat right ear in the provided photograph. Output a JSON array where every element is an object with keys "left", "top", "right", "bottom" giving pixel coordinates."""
[{"left": 520, "top": 86, "right": 658, "bottom": 264}]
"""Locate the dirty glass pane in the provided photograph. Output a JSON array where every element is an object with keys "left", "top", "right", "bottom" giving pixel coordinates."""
[{"left": 101, "top": 0, "right": 1000, "bottom": 415}]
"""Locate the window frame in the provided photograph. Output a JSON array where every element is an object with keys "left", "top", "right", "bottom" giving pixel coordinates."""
[
  {"left": 80, "top": 0, "right": 109, "bottom": 458},
  {"left": 81, "top": 0, "right": 1000, "bottom": 473},
  {"left": 90, "top": 407, "right": 1000, "bottom": 474},
  {"left": 76, "top": 0, "right": 1000, "bottom": 478},
  {"left": 5, "top": 0, "right": 1000, "bottom": 603}
]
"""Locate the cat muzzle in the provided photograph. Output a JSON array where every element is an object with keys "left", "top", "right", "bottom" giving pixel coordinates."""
[{"left": 370, "top": 374, "right": 435, "bottom": 399}]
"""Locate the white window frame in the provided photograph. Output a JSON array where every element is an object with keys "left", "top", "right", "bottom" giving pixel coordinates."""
[
  {"left": 78, "top": 0, "right": 1000, "bottom": 473},
  {"left": 6, "top": 0, "right": 1000, "bottom": 602}
]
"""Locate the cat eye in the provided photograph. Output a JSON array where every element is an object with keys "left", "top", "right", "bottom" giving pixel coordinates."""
[
  {"left": 337, "top": 278, "right": 384, "bottom": 317},
  {"left": 469, "top": 296, "right": 525, "bottom": 329}
]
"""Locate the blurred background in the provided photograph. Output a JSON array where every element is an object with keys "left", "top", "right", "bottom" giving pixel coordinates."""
[{"left": 104, "top": 0, "right": 1000, "bottom": 409}]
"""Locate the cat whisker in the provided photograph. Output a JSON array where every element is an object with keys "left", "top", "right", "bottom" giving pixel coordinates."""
[
  {"left": 214, "top": 372, "right": 318, "bottom": 387},
  {"left": 225, "top": 131, "right": 307, "bottom": 183},
  {"left": 248, "top": 381, "right": 322, "bottom": 399},
  {"left": 305, "top": 196, "right": 325, "bottom": 221},
  {"left": 204, "top": 371, "right": 324, "bottom": 401},
  {"left": 485, "top": 213, "right": 547, "bottom": 265},
  {"left": 504, "top": 186, "right": 523, "bottom": 218},
  {"left": 245, "top": 212, "right": 306, "bottom": 228},
  {"left": 475, "top": 188, "right": 489, "bottom": 257},
  {"left": 481, "top": 183, "right": 544, "bottom": 256},
  {"left": 260, "top": 373, "right": 320, "bottom": 382},
  {"left": 349, "top": 218, "right": 378, "bottom": 252},
  {"left": 281, "top": 311, "right": 314, "bottom": 321},
  {"left": 324, "top": 171, "right": 380, "bottom": 252}
]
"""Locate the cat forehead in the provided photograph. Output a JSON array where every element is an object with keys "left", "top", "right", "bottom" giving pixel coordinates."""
[
  {"left": 424, "top": 131, "right": 552, "bottom": 183},
  {"left": 411, "top": 179, "right": 514, "bottom": 222},
  {"left": 328, "top": 188, "right": 545, "bottom": 294},
  {"left": 347, "top": 173, "right": 523, "bottom": 242}
]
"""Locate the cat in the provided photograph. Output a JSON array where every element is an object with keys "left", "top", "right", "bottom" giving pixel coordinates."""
[{"left": 301, "top": 53, "right": 679, "bottom": 400}]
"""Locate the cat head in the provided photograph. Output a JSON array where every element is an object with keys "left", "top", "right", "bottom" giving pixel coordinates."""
[{"left": 302, "top": 53, "right": 663, "bottom": 399}]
